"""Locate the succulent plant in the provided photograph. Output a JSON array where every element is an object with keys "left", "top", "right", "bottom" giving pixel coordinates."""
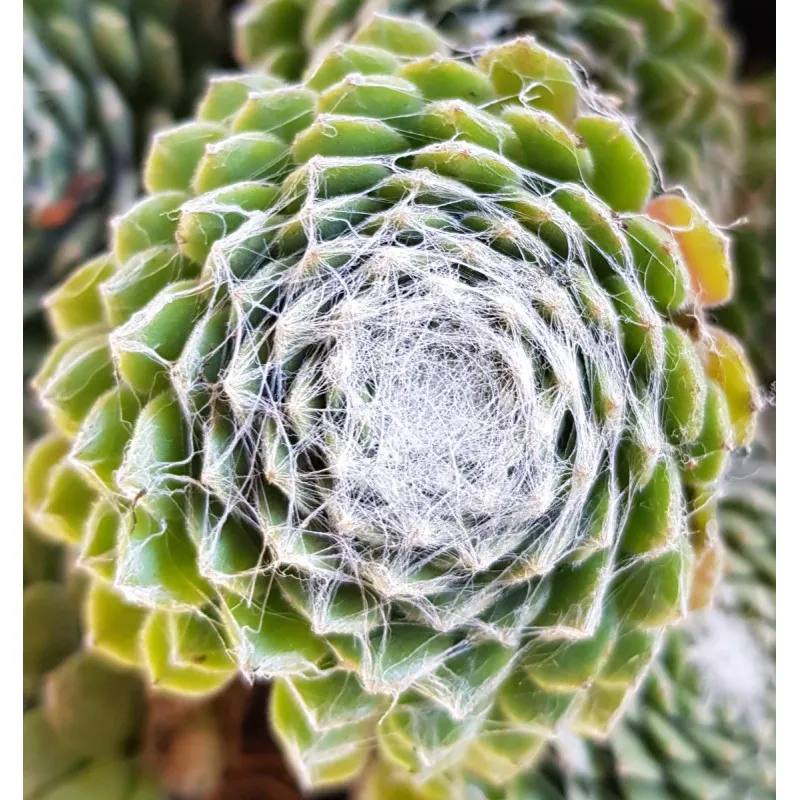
[
  {"left": 24, "top": 11, "right": 131, "bottom": 314},
  {"left": 23, "top": 534, "right": 165, "bottom": 800},
  {"left": 234, "top": 0, "right": 742, "bottom": 218},
  {"left": 23, "top": 0, "right": 229, "bottom": 297},
  {"left": 26, "top": 13, "right": 760, "bottom": 794}
]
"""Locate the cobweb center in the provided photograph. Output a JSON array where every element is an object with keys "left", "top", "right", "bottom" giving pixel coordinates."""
[{"left": 321, "top": 299, "right": 554, "bottom": 557}]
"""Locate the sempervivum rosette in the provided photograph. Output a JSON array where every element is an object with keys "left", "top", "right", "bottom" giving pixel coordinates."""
[
  {"left": 24, "top": 0, "right": 230, "bottom": 291},
  {"left": 25, "top": 14, "right": 760, "bottom": 794}
]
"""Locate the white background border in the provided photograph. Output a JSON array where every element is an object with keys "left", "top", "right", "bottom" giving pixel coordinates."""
[{"left": 775, "top": 2, "right": 789, "bottom": 797}]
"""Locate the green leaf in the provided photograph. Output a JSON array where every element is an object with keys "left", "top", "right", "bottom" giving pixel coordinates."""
[{"left": 575, "top": 116, "right": 653, "bottom": 212}]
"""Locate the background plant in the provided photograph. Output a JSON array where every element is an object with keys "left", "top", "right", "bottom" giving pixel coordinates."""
[
  {"left": 23, "top": 531, "right": 164, "bottom": 800},
  {"left": 23, "top": 0, "right": 232, "bottom": 438}
]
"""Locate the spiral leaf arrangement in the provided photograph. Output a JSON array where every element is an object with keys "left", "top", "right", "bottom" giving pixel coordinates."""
[{"left": 26, "top": 14, "right": 760, "bottom": 794}]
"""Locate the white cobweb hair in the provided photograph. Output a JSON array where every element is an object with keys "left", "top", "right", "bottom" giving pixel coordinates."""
[
  {"left": 192, "top": 168, "right": 636, "bottom": 630},
  {"left": 686, "top": 606, "right": 774, "bottom": 732}
]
